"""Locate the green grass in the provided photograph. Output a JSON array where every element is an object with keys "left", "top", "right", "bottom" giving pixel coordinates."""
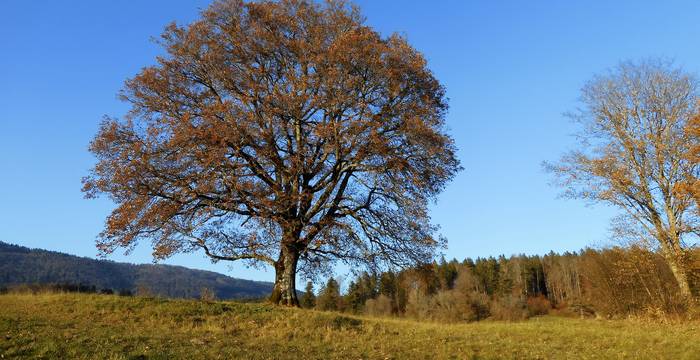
[{"left": 0, "top": 293, "right": 698, "bottom": 359}]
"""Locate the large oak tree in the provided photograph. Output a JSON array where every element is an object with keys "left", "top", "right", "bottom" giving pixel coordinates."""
[
  {"left": 546, "top": 60, "right": 699, "bottom": 299},
  {"left": 83, "top": 0, "right": 460, "bottom": 306}
]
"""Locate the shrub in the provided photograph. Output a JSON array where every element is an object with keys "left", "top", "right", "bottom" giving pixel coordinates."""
[
  {"left": 489, "top": 296, "right": 527, "bottom": 321},
  {"left": 526, "top": 295, "right": 551, "bottom": 317},
  {"left": 135, "top": 284, "right": 153, "bottom": 297},
  {"left": 365, "top": 294, "right": 393, "bottom": 317},
  {"left": 404, "top": 287, "right": 431, "bottom": 320},
  {"left": 100, "top": 288, "right": 114, "bottom": 295},
  {"left": 429, "top": 291, "right": 461, "bottom": 322},
  {"left": 200, "top": 287, "right": 216, "bottom": 302}
]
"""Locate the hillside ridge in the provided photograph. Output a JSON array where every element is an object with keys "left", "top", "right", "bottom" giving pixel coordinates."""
[{"left": 0, "top": 241, "right": 272, "bottom": 299}]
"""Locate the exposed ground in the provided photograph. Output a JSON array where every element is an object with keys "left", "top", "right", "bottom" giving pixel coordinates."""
[{"left": 1, "top": 293, "right": 698, "bottom": 359}]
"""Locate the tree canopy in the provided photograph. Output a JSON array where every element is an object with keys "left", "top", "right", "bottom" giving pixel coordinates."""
[
  {"left": 83, "top": 0, "right": 460, "bottom": 306},
  {"left": 546, "top": 59, "right": 700, "bottom": 298}
]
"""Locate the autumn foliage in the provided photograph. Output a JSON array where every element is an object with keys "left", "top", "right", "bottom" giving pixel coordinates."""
[
  {"left": 83, "top": 0, "right": 459, "bottom": 306},
  {"left": 321, "top": 247, "right": 700, "bottom": 322},
  {"left": 683, "top": 109, "right": 700, "bottom": 210}
]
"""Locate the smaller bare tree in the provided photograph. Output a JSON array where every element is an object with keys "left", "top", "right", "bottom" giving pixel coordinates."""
[{"left": 546, "top": 59, "right": 699, "bottom": 299}]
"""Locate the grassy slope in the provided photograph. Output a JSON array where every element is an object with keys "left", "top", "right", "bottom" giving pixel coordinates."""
[{"left": 0, "top": 294, "right": 698, "bottom": 359}]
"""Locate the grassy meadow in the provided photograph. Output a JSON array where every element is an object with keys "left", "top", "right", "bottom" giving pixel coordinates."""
[{"left": 1, "top": 293, "right": 699, "bottom": 359}]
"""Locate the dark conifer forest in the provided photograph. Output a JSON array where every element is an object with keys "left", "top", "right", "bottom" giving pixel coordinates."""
[{"left": 0, "top": 241, "right": 272, "bottom": 299}]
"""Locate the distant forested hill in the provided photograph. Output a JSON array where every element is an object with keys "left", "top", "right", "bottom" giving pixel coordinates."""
[{"left": 0, "top": 241, "right": 272, "bottom": 299}]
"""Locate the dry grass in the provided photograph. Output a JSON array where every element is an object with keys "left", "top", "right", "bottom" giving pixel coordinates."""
[{"left": 1, "top": 293, "right": 699, "bottom": 359}]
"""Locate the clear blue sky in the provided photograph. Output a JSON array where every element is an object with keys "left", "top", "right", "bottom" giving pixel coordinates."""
[{"left": 2, "top": 1, "right": 700, "bottom": 282}]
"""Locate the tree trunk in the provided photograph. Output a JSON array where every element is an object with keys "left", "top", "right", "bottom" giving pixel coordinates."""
[
  {"left": 665, "top": 252, "right": 692, "bottom": 300},
  {"left": 269, "top": 245, "right": 300, "bottom": 307},
  {"left": 269, "top": 257, "right": 285, "bottom": 305},
  {"left": 657, "top": 230, "right": 693, "bottom": 301}
]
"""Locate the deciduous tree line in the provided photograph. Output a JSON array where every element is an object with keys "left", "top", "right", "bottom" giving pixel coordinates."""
[{"left": 307, "top": 247, "right": 700, "bottom": 320}]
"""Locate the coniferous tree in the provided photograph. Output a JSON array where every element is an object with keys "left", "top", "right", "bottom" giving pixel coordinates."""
[
  {"left": 345, "top": 272, "right": 379, "bottom": 313},
  {"left": 301, "top": 281, "right": 316, "bottom": 309},
  {"left": 316, "top": 278, "right": 342, "bottom": 311}
]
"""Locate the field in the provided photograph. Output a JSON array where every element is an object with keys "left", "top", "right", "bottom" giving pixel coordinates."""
[{"left": 0, "top": 294, "right": 699, "bottom": 359}]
